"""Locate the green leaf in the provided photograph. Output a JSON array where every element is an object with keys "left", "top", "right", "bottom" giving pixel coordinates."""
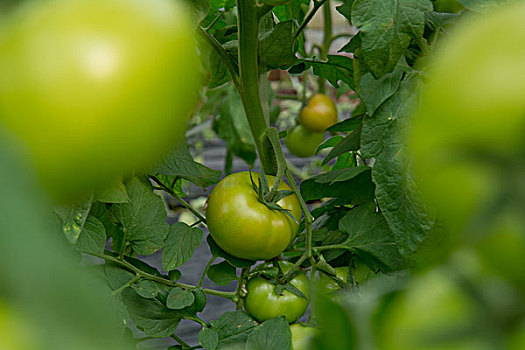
[
  {"left": 282, "top": 283, "right": 307, "bottom": 299},
  {"left": 104, "top": 263, "right": 135, "bottom": 291},
  {"left": 458, "top": 0, "right": 515, "bottom": 13},
  {"left": 94, "top": 180, "right": 129, "bottom": 203},
  {"left": 322, "top": 126, "right": 362, "bottom": 165},
  {"left": 182, "top": 0, "right": 209, "bottom": 23},
  {"left": 352, "top": 0, "right": 432, "bottom": 77},
  {"left": 132, "top": 279, "right": 159, "bottom": 299},
  {"left": 259, "top": 20, "right": 297, "bottom": 69},
  {"left": 168, "top": 269, "right": 182, "bottom": 282},
  {"left": 339, "top": 203, "right": 404, "bottom": 271},
  {"left": 55, "top": 197, "right": 93, "bottom": 244},
  {"left": 199, "top": 327, "right": 219, "bottom": 350},
  {"left": 208, "top": 50, "right": 232, "bottom": 88},
  {"left": 214, "top": 86, "right": 257, "bottom": 166},
  {"left": 74, "top": 215, "right": 106, "bottom": 254},
  {"left": 207, "top": 260, "right": 237, "bottom": 285},
  {"left": 121, "top": 288, "right": 182, "bottom": 337},
  {"left": 300, "top": 167, "right": 375, "bottom": 205},
  {"left": 209, "top": 311, "right": 257, "bottom": 349},
  {"left": 300, "top": 55, "right": 355, "bottom": 89},
  {"left": 327, "top": 115, "right": 363, "bottom": 132},
  {"left": 207, "top": 235, "right": 255, "bottom": 268},
  {"left": 111, "top": 177, "right": 169, "bottom": 256},
  {"left": 151, "top": 142, "right": 221, "bottom": 188},
  {"left": 245, "top": 317, "right": 291, "bottom": 350},
  {"left": 317, "top": 135, "right": 344, "bottom": 153},
  {"left": 163, "top": 222, "right": 203, "bottom": 271},
  {"left": 336, "top": 0, "right": 355, "bottom": 22},
  {"left": 359, "top": 57, "right": 408, "bottom": 115},
  {"left": 167, "top": 287, "right": 195, "bottom": 309}
]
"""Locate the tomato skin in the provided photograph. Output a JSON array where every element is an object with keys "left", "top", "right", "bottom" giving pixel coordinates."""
[
  {"left": 290, "top": 323, "right": 319, "bottom": 350},
  {"left": 408, "top": 2, "right": 525, "bottom": 230},
  {"left": 244, "top": 262, "right": 309, "bottom": 323},
  {"left": 0, "top": 0, "right": 199, "bottom": 201},
  {"left": 285, "top": 125, "right": 325, "bottom": 158},
  {"left": 298, "top": 94, "right": 337, "bottom": 132},
  {"left": 206, "top": 172, "right": 301, "bottom": 261}
]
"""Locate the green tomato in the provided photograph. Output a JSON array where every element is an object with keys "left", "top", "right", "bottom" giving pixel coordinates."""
[
  {"left": 374, "top": 268, "right": 486, "bottom": 350},
  {"left": 434, "top": 0, "right": 465, "bottom": 13},
  {"left": 290, "top": 323, "right": 319, "bottom": 350},
  {"left": 285, "top": 125, "right": 325, "bottom": 158},
  {"left": 408, "top": 2, "right": 525, "bottom": 231},
  {"left": 206, "top": 172, "right": 302, "bottom": 260},
  {"left": 0, "top": 301, "right": 38, "bottom": 350},
  {"left": 298, "top": 94, "right": 338, "bottom": 132},
  {"left": 317, "top": 267, "right": 349, "bottom": 294},
  {"left": 0, "top": 0, "right": 199, "bottom": 201},
  {"left": 244, "top": 261, "right": 310, "bottom": 323}
]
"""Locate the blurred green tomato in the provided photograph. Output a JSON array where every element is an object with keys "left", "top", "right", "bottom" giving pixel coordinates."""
[
  {"left": 290, "top": 323, "right": 319, "bottom": 350},
  {"left": 375, "top": 268, "right": 488, "bottom": 350},
  {"left": 408, "top": 2, "right": 525, "bottom": 230},
  {"left": 317, "top": 267, "right": 349, "bottom": 295},
  {"left": 0, "top": 0, "right": 199, "bottom": 201},
  {"left": 0, "top": 301, "right": 37, "bottom": 350},
  {"left": 285, "top": 125, "right": 325, "bottom": 158}
]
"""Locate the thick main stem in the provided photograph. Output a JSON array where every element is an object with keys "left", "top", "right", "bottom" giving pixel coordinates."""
[
  {"left": 318, "top": 0, "right": 332, "bottom": 94},
  {"left": 236, "top": 0, "right": 276, "bottom": 174}
]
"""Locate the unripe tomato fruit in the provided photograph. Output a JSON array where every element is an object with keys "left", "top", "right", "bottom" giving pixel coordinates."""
[
  {"left": 244, "top": 261, "right": 309, "bottom": 323},
  {"left": 0, "top": 301, "right": 37, "bottom": 350},
  {"left": 298, "top": 94, "right": 337, "bottom": 132},
  {"left": 290, "top": 323, "right": 319, "bottom": 350},
  {"left": 285, "top": 125, "right": 325, "bottom": 158},
  {"left": 0, "top": 0, "right": 199, "bottom": 201},
  {"left": 206, "top": 172, "right": 301, "bottom": 260},
  {"left": 408, "top": 2, "right": 525, "bottom": 231},
  {"left": 317, "top": 266, "right": 349, "bottom": 294}
]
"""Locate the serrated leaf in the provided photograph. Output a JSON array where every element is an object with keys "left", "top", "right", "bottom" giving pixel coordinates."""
[
  {"left": 199, "top": 327, "right": 219, "bottom": 350},
  {"left": 352, "top": 0, "right": 432, "bottom": 77},
  {"left": 207, "top": 261, "right": 237, "bottom": 286},
  {"left": 121, "top": 288, "right": 182, "bottom": 337},
  {"left": 209, "top": 311, "right": 257, "bottom": 349},
  {"left": 55, "top": 197, "right": 93, "bottom": 244},
  {"left": 339, "top": 203, "right": 404, "bottom": 271},
  {"left": 74, "top": 216, "right": 106, "bottom": 254},
  {"left": 259, "top": 20, "right": 297, "bottom": 69},
  {"left": 132, "top": 280, "right": 159, "bottom": 299},
  {"left": 150, "top": 143, "right": 221, "bottom": 188},
  {"left": 167, "top": 287, "right": 195, "bottom": 309},
  {"left": 245, "top": 317, "right": 291, "bottom": 350},
  {"left": 163, "top": 222, "right": 203, "bottom": 271},
  {"left": 111, "top": 177, "right": 169, "bottom": 256}
]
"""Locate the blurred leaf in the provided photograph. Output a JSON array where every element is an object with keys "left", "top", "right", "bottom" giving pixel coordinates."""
[
  {"left": 55, "top": 197, "right": 93, "bottom": 244},
  {"left": 352, "top": 0, "right": 432, "bottom": 77},
  {"left": 182, "top": 0, "right": 210, "bottom": 23},
  {"left": 163, "top": 222, "right": 203, "bottom": 271},
  {"left": 313, "top": 294, "right": 357, "bottom": 350},
  {"left": 208, "top": 260, "right": 238, "bottom": 285},
  {"left": 151, "top": 142, "right": 221, "bottom": 188},
  {"left": 199, "top": 327, "right": 219, "bottom": 350},
  {"left": 339, "top": 203, "right": 404, "bottom": 271},
  {"left": 245, "top": 317, "right": 291, "bottom": 350},
  {"left": 167, "top": 287, "right": 195, "bottom": 309},
  {"left": 74, "top": 216, "right": 106, "bottom": 254},
  {"left": 209, "top": 311, "right": 257, "bottom": 349},
  {"left": 111, "top": 177, "right": 169, "bottom": 256},
  {"left": 94, "top": 180, "right": 129, "bottom": 203}
]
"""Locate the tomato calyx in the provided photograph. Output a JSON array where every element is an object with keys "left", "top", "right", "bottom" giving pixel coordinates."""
[{"left": 248, "top": 170, "right": 298, "bottom": 224}]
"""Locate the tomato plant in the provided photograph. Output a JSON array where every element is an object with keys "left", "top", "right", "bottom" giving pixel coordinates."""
[
  {"left": 285, "top": 125, "right": 325, "bottom": 158},
  {"left": 244, "top": 262, "right": 309, "bottom": 323},
  {"left": 2, "top": 0, "right": 523, "bottom": 349},
  {"left": 0, "top": 0, "right": 199, "bottom": 201},
  {"left": 206, "top": 171, "right": 301, "bottom": 260},
  {"left": 298, "top": 94, "right": 338, "bottom": 132}
]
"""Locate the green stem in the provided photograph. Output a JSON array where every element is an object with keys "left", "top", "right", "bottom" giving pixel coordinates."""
[
  {"left": 236, "top": 0, "right": 275, "bottom": 174},
  {"left": 318, "top": 0, "right": 332, "bottom": 94},
  {"left": 235, "top": 267, "right": 250, "bottom": 310},
  {"left": 118, "top": 228, "right": 128, "bottom": 260},
  {"left": 314, "top": 244, "right": 351, "bottom": 252},
  {"left": 111, "top": 274, "right": 140, "bottom": 296},
  {"left": 150, "top": 176, "right": 207, "bottom": 225},
  {"left": 85, "top": 251, "right": 236, "bottom": 300},
  {"left": 205, "top": 11, "right": 223, "bottom": 32},
  {"left": 171, "top": 334, "right": 192, "bottom": 349},
  {"left": 224, "top": 149, "right": 233, "bottom": 175},
  {"left": 198, "top": 255, "right": 216, "bottom": 288},
  {"left": 293, "top": 0, "right": 329, "bottom": 42}
]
